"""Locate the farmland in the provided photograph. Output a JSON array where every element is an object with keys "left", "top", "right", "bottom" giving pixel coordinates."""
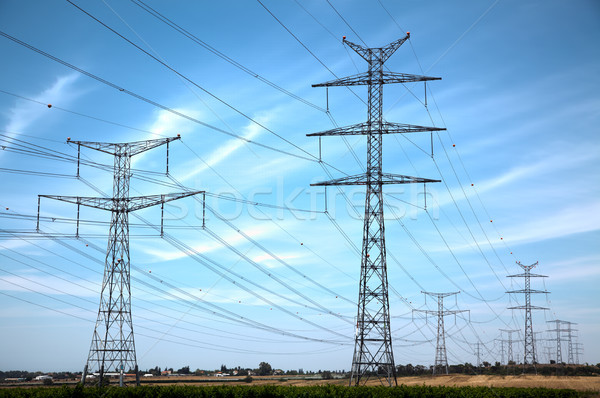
[
  {"left": 2, "top": 375, "right": 600, "bottom": 396},
  {"left": 0, "top": 384, "right": 598, "bottom": 398}
]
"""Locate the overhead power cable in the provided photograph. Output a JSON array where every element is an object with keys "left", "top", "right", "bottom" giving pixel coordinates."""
[
  {"left": 0, "top": 29, "right": 313, "bottom": 162},
  {"left": 255, "top": 0, "right": 365, "bottom": 106},
  {"left": 66, "top": 0, "right": 322, "bottom": 162},
  {"left": 129, "top": 0, "right": 325, "bottom": 113}
]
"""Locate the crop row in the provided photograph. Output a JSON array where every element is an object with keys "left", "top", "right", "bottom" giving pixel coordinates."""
[{"left": 0, "top": 384, "right": 590, "bottom": 398}]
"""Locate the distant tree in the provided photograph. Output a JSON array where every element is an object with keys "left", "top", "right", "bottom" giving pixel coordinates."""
[
  {"left": 220, "top": 364, "right": 228, "bottom": 373},
  {"left": 177, "top": 366, "right": 190, "bottom": 374},
  {"left": 258, "top": 362, "right": 272, "bottom": 376},
  {"left": 321, "top": 370, "right": 332, "bottom": 380}
]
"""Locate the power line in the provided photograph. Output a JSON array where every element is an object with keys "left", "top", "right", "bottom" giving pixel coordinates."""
[
  {"left": 66, "top": 0, "right": 320, "bottom": 163},
  {"left": 0, "top": 29, "right": 315, "bottom": 162},
  {"left": 128, "top": 0, "right": 325, "bottom": 113}
]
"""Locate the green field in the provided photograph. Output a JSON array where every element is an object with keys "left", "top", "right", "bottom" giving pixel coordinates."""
[{"left": 0, "top": 385, "right": 595, "bottom": 398}]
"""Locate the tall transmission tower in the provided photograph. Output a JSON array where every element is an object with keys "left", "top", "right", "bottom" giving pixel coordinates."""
[
  {"left": 413, "top": 291, "right": 468, "bottom": 375},
  {"left": 507, "top": 261, "right": 548, "bottom": 369},
  {"left": 499, "top": 329, "right": 520, "bottom": 364},
  {"left": 38, "top": 137, "right": 201, "bottom": 386},
  {"left": 307, "top": 33, "right": 444, "bottom": 386}
]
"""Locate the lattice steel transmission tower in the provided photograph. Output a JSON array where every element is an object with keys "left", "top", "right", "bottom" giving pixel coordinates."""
[
  {"left": 574, "top": 342, "right": 584, "bottom": 364},
  {"left": 38, "top": 137, "right": 201, "bottom": 386},
  {"left": 547, "top": 320, "right": 577, "bottom": 365},
  {"left": 564, "top": 321, "right": 577, "bottom": 365},
  {"left": 507, "top": 261, "right": 548, "bottom": 369},
  {"left": 307, "top": 33, "right": 444, "bottom": 386},
  {"left": 499, "top": 329, "right": 520, "bottom": 364},
  {"left": 414, "top": 291, "right": 468, "bottom": 375},
  {"left": 546, "top": 320, "right": 565, "bottom": 364}
]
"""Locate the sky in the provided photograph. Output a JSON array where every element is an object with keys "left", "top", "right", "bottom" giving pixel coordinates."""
[{"left": 0, "top": 0, "right": 598, "bottom": 373}]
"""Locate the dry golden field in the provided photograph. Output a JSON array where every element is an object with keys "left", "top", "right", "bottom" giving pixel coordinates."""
[{"left": 133, "top": 374, "right": 600, "bottom": 392}]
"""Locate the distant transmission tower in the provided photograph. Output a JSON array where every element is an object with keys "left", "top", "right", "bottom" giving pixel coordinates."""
[
  {"left": 546, "top": 320, "right": 565, "bottom": 364},
  {"left": 414, "top": 291, "right": 468, "bottom": 375},
  {"left": 38, "top": 137, "right": 201, "bottom": 386},
  {"left": 547, "top": 320, "right": 576, "bottom": 365},
  {"left": 308, "top": 33, "right": 444, "bottom": 386},
  {"left": 543, "top": 345, "right": 554, "bottom": 364},
  {"left": 563, "top": 321, "right": 577, "bottom": 365},
  {"left": 574, "top": 342, "right": 584, "bottom": 365},
  {"left": 497, "top": 338, "right": 505, "bottom": 365},
  {"left": 507, "top": 261, "right": 548, "bottom": 370},
  {"left": 499, "top": 329, "right": 520, "bottom": 364}
]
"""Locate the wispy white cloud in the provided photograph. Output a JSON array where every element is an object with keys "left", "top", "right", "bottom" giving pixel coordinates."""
[
  {"left": 433, "top": 201, "right": 600, "bottom": 253},
  {"left": 433, "top": 144, "right": 598, "bottom": 210},
  {"left": 2, "top": 73, "right": 80, "bottom": 139},
  {"left": 130, "top": 108, "right": 203, "bottom": 167},
  {"left": 179, "top": 116, "right": 266, "bottom": 183},
  {"left": 137, "top": 222, "right": 281, "bottom": 262},
  {"left": 251, "top": 252, "right": 303, "bottom": 269},
  {"left": 0, "top": 274, "right": 98, "bottom": 298}
]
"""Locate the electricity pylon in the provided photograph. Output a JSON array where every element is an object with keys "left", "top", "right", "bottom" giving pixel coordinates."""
[
  {"left": 563, "top": 321, "right": 577, "bottom": 365},
  {"left": 307, "top": 33, "right": 444, "bottom": 386},
  {"left": 413, "top": 291, "right": 468, "bottom": 375},
  {"left": 38, "top": 137, "right": 201, "bottom": 386},
  {"left": 497, "top": 338, "right": 505, "bottom": 365},
  {"left": 499, "top": 329, "right": 520, "bottom": 364},
  {"left": 507, "top": 261, "right": 548, "bottom": 370},
  {"left": 547, "top": 320, "right": 577, "bottom": 365},
  {"left": 574, "top": 342, "right": 584, "bottom": 365},
  {"left": 475, "top": 341, "right": 482, "bottom": 369},
  {"left": 546, "top": 320, "right": 566, "bottom": 365}
]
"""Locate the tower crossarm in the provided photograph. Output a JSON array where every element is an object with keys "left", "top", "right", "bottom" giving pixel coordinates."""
[
  {"left": 506, "top": 289, "right": 549, "bottom": 294},
  {"left": 39, "top": 191, "right": 203, "bottom": 212},
  {"left": 508, "top": 305, "right": 549, "bottom": 310},
  {"left": 507, "top": 273, "right": 548, "bottom": 278},
  {"left": 128, "top": 191, "right": 204, "bottom": 212},
  {"left": 307, "top": 121, "right": 446, "bottom": 137},
  {"left": 413, "top": 309, "right": 468, "bottom": 317},
  {"left": 311, "top": 173, "right": 440, "bottom": 186},
  {"left": 313, "top": 71, "right": 441, "bottom": 88},
  {"left": 342, "top": 34, "right": 410, "bottom": 63},
  {"left": 421, "top": 291, "right": 460, "bottom": 298},
  {"left": 67, "top": 136, "right": 180, "bottom": 157},
  {"left": 515, "top": 261, "right": 539, "bottom": 271}
]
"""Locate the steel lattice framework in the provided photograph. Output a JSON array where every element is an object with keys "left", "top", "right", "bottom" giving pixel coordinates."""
[
  {"left": 507, "top": 261, "right": 548, "bottom": 369},
  {"left": 499, "top": 329, "right": 520, "bottom": 364},
  {"left": 547, "top": 320, "right": 577, "bottom": 365},
  {"left": 308, "top": 33, "right": 444, "bottom": 386},
  {"left": 39, "top": 137, "right": 201, "bottom": 386},
  {"left": 413, "top": 291, "right": 468, "bottom": 375}
]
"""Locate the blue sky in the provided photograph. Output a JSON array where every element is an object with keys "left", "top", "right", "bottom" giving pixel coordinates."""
[{"left": 0, "top": 0, "right": 598, "bottom": 373}]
